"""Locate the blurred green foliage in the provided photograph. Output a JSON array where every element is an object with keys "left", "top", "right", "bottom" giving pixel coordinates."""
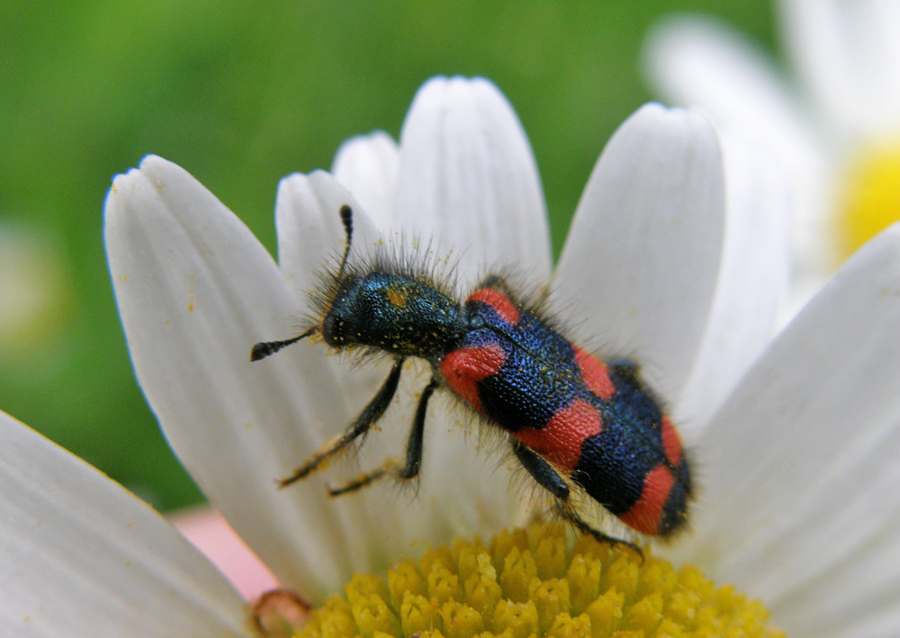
[{"left": 0, "top": 1, "right": 776, "bottom": 512}]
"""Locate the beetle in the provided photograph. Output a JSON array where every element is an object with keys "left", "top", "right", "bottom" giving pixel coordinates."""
[{"left": 252, "top": 205, "right": 692, "bottom": 552}]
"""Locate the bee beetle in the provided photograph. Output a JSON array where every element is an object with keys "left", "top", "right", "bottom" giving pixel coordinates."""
[{"left": 252, "top": 205, "right": 692, "bottom": 553}]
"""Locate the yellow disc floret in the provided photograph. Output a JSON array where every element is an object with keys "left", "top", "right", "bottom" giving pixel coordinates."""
[
  {"left": 837, "top": 139, "right": 900, "bottom": 263},
  {"left": 294, "top": 524, "right": 783, "bottom": 638}
]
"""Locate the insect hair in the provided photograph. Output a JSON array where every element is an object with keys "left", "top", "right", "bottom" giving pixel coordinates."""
[{"left": 299, "top": 228, "right": 463, "bottom": 350}]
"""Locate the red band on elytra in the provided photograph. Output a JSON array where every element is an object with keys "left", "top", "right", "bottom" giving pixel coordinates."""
[
  {"left": 514, "top": 398, "right": 603, "bottom": 472},
  {"left": 573, "top": 347, "right": 616, "bottom": 400},
  {"left": 617, "top": 464, "right": 675, "bottom": 536},
  {"left": 660, "top": 417, "right": 682, "bottom": 467},
  {"left": 468, "top": 288, "right": 520, "bottom": 326},
  {"left": 441, "top": 344, "right": 506, "bottom": 413}
]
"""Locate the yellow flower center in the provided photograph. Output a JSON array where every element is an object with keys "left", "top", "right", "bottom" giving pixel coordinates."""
[
  {"left": 288, "top": 524, "right": 783, "bottom": 638},
  {"left": 836, "top": 139, "right": 900, "bottom": 263}
]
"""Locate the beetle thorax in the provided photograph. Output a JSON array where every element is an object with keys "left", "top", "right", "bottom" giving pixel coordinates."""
[{"left": 322, "top": 272, "right": 467, "bottom": 358}]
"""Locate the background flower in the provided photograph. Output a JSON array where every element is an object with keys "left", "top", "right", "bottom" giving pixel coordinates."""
[{"left": 645, "top": 0, "right": 900, "bottom": 307}]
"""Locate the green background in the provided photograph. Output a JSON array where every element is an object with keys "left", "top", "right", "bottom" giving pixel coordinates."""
[{"left": 0, "top": 1, "right": 777, "bottom": 512}]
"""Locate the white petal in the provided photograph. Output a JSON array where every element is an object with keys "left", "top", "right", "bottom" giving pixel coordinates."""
[
  {"left": 331, "top": 131, "right": 400, "bottom": 229},
  {"left": 553, "top": 104, "right": 725, "bottom": 404},
  {"left": 0, "top": 411, "right": 247, "bottom": 637},
  {"left": 274, "top": 169, "right": 381, "bottom": 301},
  {"left": 680, "top": 225, "right": 900, "bottom": 635},
  {"left": 674, "top": 127, "right": 790, "bottom": 435},
  {"left": 393, "top": 76, "right": 552, "bottom": 284},
  {"left": 105, "top": 156, "right": 372, "bottom": 602},
  {"left": 781, "top": 0, "right": 900, "bottom": 137},
  {"left": 644, "top": 15, "right": 833, "bottom": 277}
]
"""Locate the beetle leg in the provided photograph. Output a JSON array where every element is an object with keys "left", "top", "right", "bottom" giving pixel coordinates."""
[
  {"left": 511, "top": 440, "right": 643, "bottom": 559},
  {"left": 279, "top": 357, "right": 405, "bottom": 488},
  {"left": 327, "top": 376, "right": 439, "bottom": 495}
]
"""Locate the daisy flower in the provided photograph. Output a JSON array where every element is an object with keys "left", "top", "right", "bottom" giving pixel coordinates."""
[
  {"left": 6, "top": 75, "right": 898, "bottom": 636},
  {"left": 102, "top": 75, "right": 785, "bottom": 607},
  {"left": 644, "top": 0, "right": 900, "bottom": 306}
]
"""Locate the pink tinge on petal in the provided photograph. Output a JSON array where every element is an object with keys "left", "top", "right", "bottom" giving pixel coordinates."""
[{"left": 171, "top": 506, "right": 280, "bottom": 601}]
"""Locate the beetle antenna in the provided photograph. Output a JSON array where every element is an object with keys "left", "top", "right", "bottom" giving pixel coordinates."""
[
  {"left": 337, "top": 204, "right": 353, "bottom": 279},
  {"left": 251, "top": 205, "right": 353, "bottom": 363},
  {"left": 250, "top": 326, "right": 318, "bottom": 361}
]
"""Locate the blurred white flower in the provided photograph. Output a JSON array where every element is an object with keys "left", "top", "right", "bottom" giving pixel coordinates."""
[{"left": 645, "top": 0, "right": 900, "bottom": 310}]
